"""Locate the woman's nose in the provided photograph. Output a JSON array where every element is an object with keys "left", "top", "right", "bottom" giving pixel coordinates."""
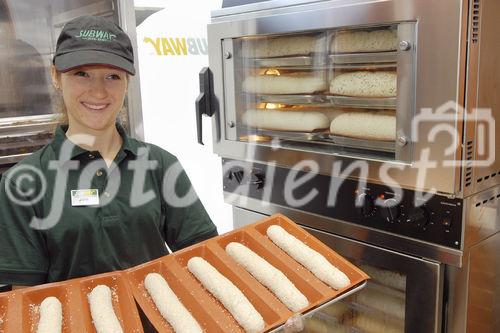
[{"left": 89, "top": 78, "right": 108, "bottom": 98}]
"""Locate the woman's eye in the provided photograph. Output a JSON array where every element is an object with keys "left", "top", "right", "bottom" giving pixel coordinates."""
[
  {"left": 107, "top": 74, "right": 122, "bottom": 80},
  {"left": 74, "top": 71, "right": 88, "bottom": 77}
]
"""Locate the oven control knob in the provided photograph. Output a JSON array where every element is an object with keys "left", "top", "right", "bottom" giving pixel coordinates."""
[
  {"left": 356, "top": 193, "right": 375, "bottom": 217},
  {"left": 406, "top": 207, "right": 430, "bottom": 227},
  {"left": 251, "top": 171, "right": 265, "bottom": 189},
  {"left": 380, "top": 198, "right": 401, "bottom": 222},
  {"left": 228, "top": 169, "right": 245, "bottom": 184}
]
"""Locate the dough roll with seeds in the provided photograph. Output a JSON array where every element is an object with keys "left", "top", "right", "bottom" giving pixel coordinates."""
[
  {"left": 144, "top": 273, "right": 202, "bottom": 333},
  {"left": 226, "top": 242, "right": 309, "bottom": 312},
  {"left": 267, "top": 225, "right": 350, "bottom": 290},
  {"left": 87, "top": 285, "right": 123, "bottom": 333},
  {"left": 187, "top": 257, "right": 265, "bottom": 333},
  {"left": 330, "top": 71, "right": 397, "bottom": 97}
]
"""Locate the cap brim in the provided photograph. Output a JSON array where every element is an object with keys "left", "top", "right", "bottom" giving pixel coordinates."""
[{"left": 54, "top": 50, "right": 135, "bottom": 75}]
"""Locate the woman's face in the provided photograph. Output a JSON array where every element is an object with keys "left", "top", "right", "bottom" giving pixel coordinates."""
[{"left": 53, "top": 65, "right": 128, "bottom": 132}]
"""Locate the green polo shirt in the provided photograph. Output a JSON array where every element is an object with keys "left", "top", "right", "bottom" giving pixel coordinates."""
[{"left": 0, "top": 124, "right": 217, "bottom": 285}]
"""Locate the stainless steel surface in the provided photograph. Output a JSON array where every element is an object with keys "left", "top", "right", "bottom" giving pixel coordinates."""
[
  {"left": 269, "top": 281, "right": 368, "bottom": 333},
  {"left": 227, "top": 194, "right": 463, "bottom": 266},
  {"left": 462, "top": 0, "right": 500, "bottom": 198},
  {"left": 209, "top": 0, "right": 464, "bottom": 194},
  {"left": 115, "top": 0, "right": 145, "bottom": 141},
  {"left": 463, "top": 185, "right": 500, "bottom": 250},
  {"left": 446, "top": 232, "right": 500, "bottom": 333},
  {"left": 329, "top": 52, "right": 397, "bottom": 65},
  {"left": 0, "top": 114, "right": 58, "bottom": 137},
  {"left": 232, "top": 206, "right": 444, "bottom": 333}
]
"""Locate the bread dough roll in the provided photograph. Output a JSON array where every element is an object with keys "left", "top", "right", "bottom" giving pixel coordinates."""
[
  {"left": 332, "top": 29, "right": 398, "bottom": 53},
  {"left": 353, "top": 313, "right": 404, "bottom": 333},
  {"left": 329, "top": 111, "right": 396, "bottom": 141},
  {"left": 187, "top": 257, "right": 265, "bottom": 333},
  {"left": 226, "top": 242, "right": 309, "bottom": 312},
  {"left": 243, "top": 109, "right": 330, "bottom": 132},
  {"left": 330, "top": 71, "right": 397, "bottom": 97},
  {"left": 243, "top": 75, "right": 327, "bottom": 94},
  {"left": 359, "top": 264, "right": 406, "bottom": 291},
  {"left": 144, "top": 273, "right": 202, "bottom": 333},
  {"left": 87, "top": 285, "right": 123, "bottom": 333},
  {"left": 242, "top": 36, "right": 324, "bottom": 58},
  {"left": 267, "top": 225, "right": 350, "bottom": 290},
  {"left": 355, "top": 288, "right": 405, "bottom": 320},
  {"left": 36, "top": 296, "right": 62, "bottom": 333}
]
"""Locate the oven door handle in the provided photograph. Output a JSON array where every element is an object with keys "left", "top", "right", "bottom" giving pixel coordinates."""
[{"left": 195, "top": 67, "right": 215, "bottom": 145}]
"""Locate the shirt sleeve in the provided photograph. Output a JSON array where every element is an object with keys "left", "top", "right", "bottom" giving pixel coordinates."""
[
  {"left": 161, "top": 158, "right": 218, "bottom": 251},
  {"left": 0, "top": 176, "right": 49, "bottom": 285}
]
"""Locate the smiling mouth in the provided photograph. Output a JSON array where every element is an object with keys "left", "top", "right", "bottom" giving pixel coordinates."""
[{"left": 82, "top": 102, "right": 108, "bottom": 111}]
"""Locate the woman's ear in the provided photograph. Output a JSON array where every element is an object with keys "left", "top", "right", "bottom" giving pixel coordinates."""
[{"left": 50, "top": 65, "right": 61, "bottom": 90}]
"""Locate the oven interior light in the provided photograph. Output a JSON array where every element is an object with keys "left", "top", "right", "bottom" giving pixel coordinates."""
[
  {"left": 263, "top": 103, "right": 286, "bottom": 109},
  {"left": 264, "top": 69, "right": 281, "bottom": 76}
]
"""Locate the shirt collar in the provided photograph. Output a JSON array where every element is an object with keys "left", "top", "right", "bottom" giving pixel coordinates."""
[{"left": 50, "top": 123, "right": 143, "bottom": 164}]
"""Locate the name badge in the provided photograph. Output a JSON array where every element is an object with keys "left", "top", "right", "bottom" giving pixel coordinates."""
[{"left": 71, "top": 189, "right": 99, "bottom": 206}]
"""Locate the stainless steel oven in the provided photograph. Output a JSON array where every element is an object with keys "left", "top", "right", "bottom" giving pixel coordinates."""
[
  {"left": 198, "top": 0, "right": 500, "bottom": 198},
  {"left": 198, "top": 0, "right": 500, "bottom": 332}
]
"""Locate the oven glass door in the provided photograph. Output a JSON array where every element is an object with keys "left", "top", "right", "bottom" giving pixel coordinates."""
[
  {"left": 292, "top": 226, "right": 443, "bottom": 333},
  {"left": 223, "top": 23, "right": 415, "bottom": 163}
]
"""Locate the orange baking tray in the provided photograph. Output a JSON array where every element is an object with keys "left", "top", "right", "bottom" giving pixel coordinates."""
[
  {"left": 126, "top": 213, "right": 369, "bottom": 333},
  {"left": 0, "top": 271, "right": 143, "bottom": 332}
]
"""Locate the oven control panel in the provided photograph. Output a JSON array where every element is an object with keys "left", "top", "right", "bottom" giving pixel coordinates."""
[{"left": 222, "top": 160, "right": 463, "bottom": 249}]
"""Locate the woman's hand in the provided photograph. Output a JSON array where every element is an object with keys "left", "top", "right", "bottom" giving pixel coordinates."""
[{"left": 283, "top": 313, "right": 305, "bottom": 333}]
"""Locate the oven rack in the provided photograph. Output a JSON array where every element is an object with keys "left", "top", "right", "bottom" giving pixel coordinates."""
[
  {"left": 329, "top": 51, "right": 397, "bottom": 65},
  {"left": 242, "top": 128, "right": 395, "bottom": 153},
  {"left": 246, "top": 52, "right": 397, "bottom": 69},
  {"left": 246, "top": 93, "right": 397, "bottom": 109}
]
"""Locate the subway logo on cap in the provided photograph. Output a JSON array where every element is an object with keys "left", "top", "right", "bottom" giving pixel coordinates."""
[{"left": 75, "top": 29, "right": 117, "bottom": 42}]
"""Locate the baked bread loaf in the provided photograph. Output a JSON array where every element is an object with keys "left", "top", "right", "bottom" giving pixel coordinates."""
[
  {"left": 329, "top": 111, "right": 396, "bottom": 141},
  {"left": 242, "top": 36, "right": 324, "bottom": 58},
  {"left": 332, "top": 29, "right": 398, "bottom": 53},
  {"left": 243, "top": 75, "right": 327, "bottom": 94},
  {"left": 243, "top": 109, "right": 330, "bottom": 132},
  {"left": 330, "top": 71, "right": 397, "bottom": 97}
]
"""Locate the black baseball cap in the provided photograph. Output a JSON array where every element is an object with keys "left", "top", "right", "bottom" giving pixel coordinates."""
[{"left": 53, "top": 15, "right": 135, "bottom": 75}]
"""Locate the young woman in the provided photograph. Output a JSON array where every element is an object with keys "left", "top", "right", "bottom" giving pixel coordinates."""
[{"left": 0, "top": 15, "right": 217, "bottom": 288}]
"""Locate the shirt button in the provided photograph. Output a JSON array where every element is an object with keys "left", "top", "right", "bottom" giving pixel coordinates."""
[
  {"left": 104, "top": 192, "right": 111, "bottom": 198},
  {"left": 96, "top": 170, "right": 103, "bottom": 177}
]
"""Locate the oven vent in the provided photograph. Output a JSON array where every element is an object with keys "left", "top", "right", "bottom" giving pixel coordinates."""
[
  {"left": 475, "top": 193, "right": 500, "bottom": 207},
  {"left": 471, "top": 0, "right": 480, "bottom": 43},
  {"left": 465, "top": 140, "right": 474, "bottom": 187},
  {"left": 477, "top": 170, "right": 500, "bottom": 184}
]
